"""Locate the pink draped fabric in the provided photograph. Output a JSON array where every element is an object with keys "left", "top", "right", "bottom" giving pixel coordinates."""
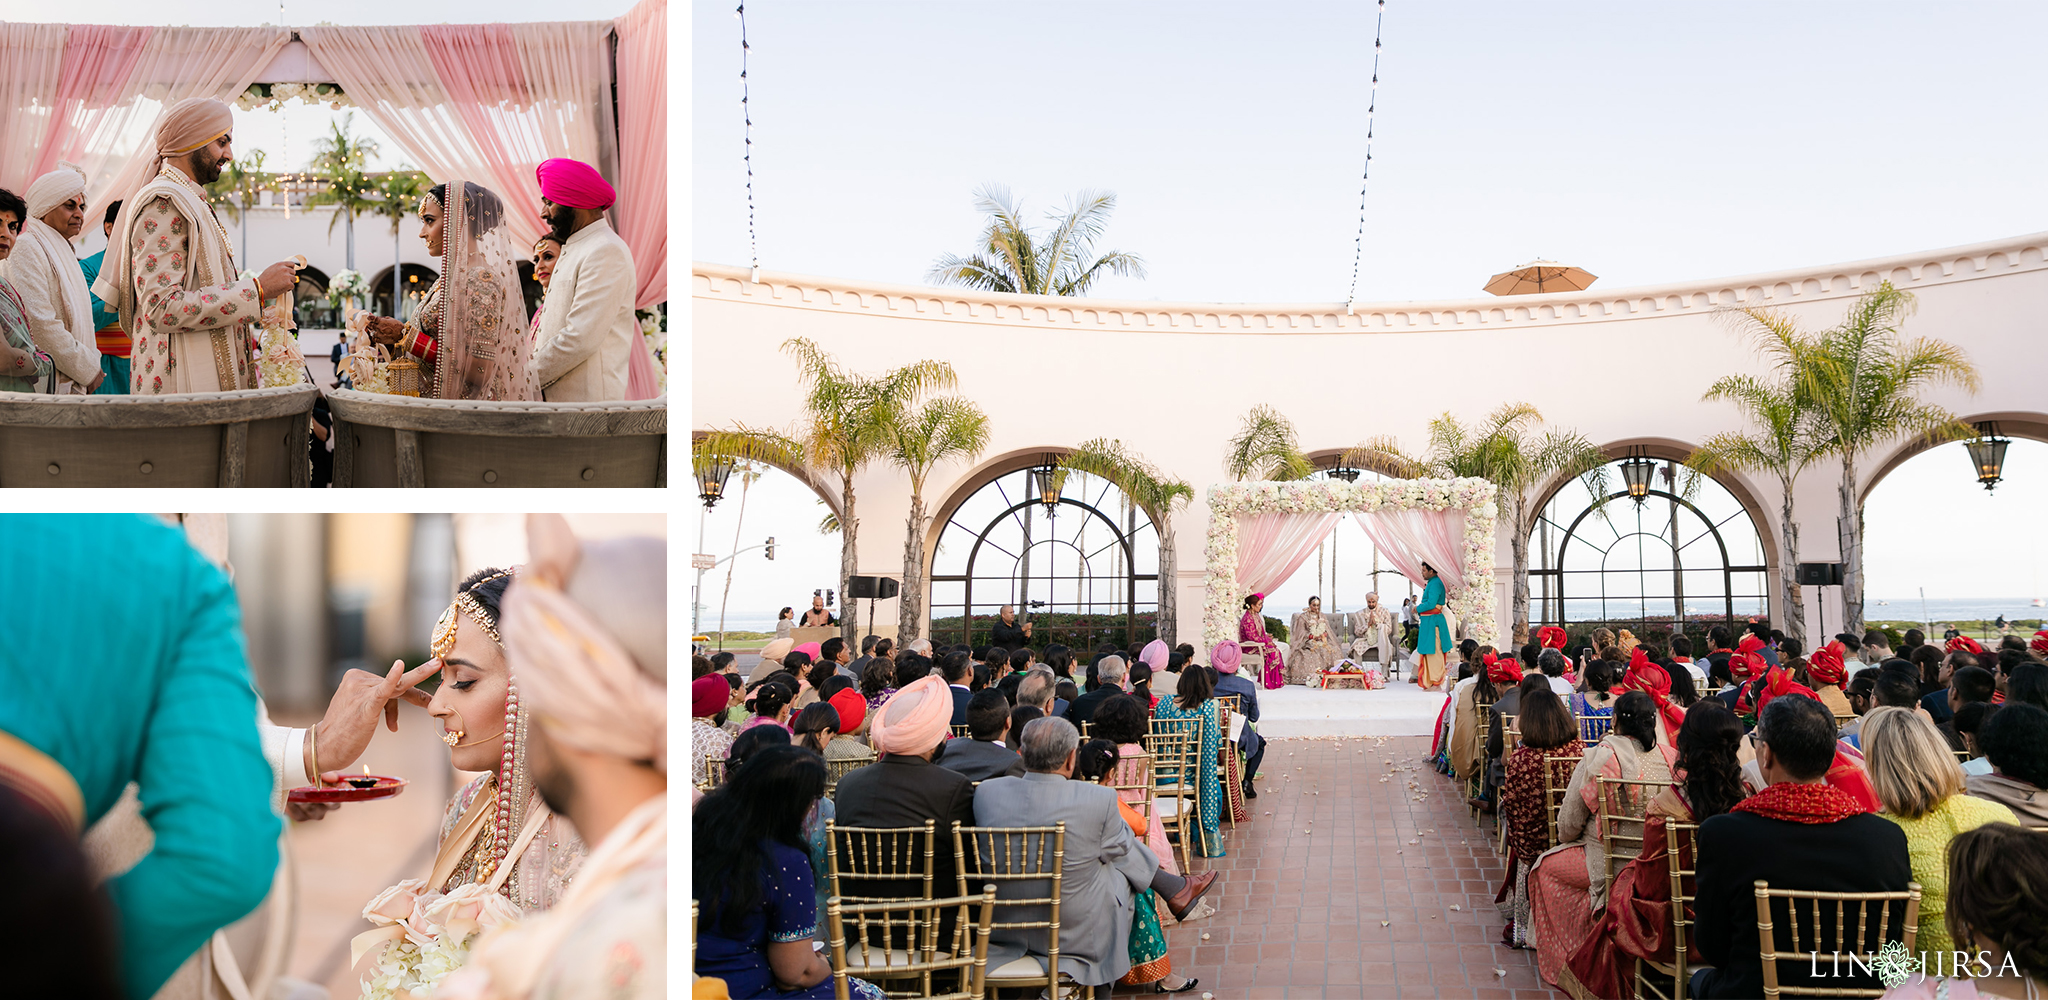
[
  {"left": 1352, "top": 509, "right": 1468, "bottom": 590},
  {"left": 612, "top": 0, "right": 666, "bottom": 309},
  {"left": 1232, "top": 512, "right": 1342, "bottom": 598},
  {"left": 2, "top": 25, "right": 287, "bottom": 215},
  {"left": 302, "top": 22, "right": 611, "bottom": 250}
]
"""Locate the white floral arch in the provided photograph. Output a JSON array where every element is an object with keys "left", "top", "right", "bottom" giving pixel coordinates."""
[{"left": 1202, "top": 477, "right": 1500, "bottom": 653}]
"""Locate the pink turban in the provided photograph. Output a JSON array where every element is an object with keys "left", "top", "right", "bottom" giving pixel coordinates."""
[
  {"left": 536, "top": 158, "right": 615, "bottom": 210},
  {"left": 793, "top": 641, "right": 823, "bottom": 662},
  {"left": 1211, "top": 641, "right": 1242, "bottom": 675},
  {"left": 870, "top": 675, "right": 953, "bottom": 757},
  {"left": 1139, "top": 639, "right": 1170, "bottom": 672},
  {"left": 693, "top": 675, "right": 729, "bottom": 718},
  {"left": 502, "top": 515, "right": 667, "bottom": 772}
]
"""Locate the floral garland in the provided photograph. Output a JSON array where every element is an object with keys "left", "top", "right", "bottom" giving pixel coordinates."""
[
  {"left": 357, "top": 879, "right": 520, "bottom": 1000},
  {"left": 237, "top": 82, "right": 352, "bottom": 112},
  {"left": 636, "top": 305, "right": 667, "bottom": 394},
  {"left": 1202, "top": 477, "right": 1499, "bottom": 653}
]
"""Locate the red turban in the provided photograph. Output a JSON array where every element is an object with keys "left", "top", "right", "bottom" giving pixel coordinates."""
[
  {"left": 536, "top": 158, "right": 616, "bottom": 210},
  {"left": 1946, "top": 635, "right": 1984, "bottom": 655},
  {"left": 1752, "top": 666, "right": 1820, "bottom": 716},
  {"left": 1619, "top": 648, "right": 1685, "bottom": 734},
  {"left": 2032, "top": 630, "right": 2048, "bottom": 656},
  {"left": 1536, "top": 626, "right": 1568, "bottom": 650},
  {"left": 1748, "top": 669, "right": 1880, "bottom": 813},
  {"left": 1737, "top": 634, "right": 1766, "bottom": 655},
  {"left": 828, "top": 688, "right": 867, "bottom": 734},
  {"left": 1729, "top": 649, "right": 1765, "bottom": 682},
  {"left": 1483, "top": 651, "right": 1522, "bottom": 685},
  {"left": 693, "top": 674, "right": 729, "bottom": 718},
  {"left": 1807, "top": 642, "right": 1848, "bottom": 687}
]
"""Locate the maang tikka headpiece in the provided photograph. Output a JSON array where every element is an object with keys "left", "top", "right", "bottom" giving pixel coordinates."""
[{"left": 436, "top": 569, "right": 515, "bottom": 749}]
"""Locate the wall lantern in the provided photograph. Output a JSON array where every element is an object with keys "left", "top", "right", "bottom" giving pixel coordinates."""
[
  {"left": 1032, "top": 455, "right": 1063, "bottom": 511},
  {"left": 1964, "top": 422, "right": 2010, "bottom": 492},
  {"left": 1619, "top": 446, "right": 1655, "bottom": 504},
  {"left": 698, "top": 453, "right": 736, "bottom": 509}
]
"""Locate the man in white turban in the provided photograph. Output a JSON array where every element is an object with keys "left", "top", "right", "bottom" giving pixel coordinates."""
[
  {"left": 93, "top": 97, "right": 300, "bottom": 394},
  {"left": 441, "top": 514, "right": 667, "bottom": 1000},
  {"left": 0, "top": 161, "right": 102, "bottom": 392}
]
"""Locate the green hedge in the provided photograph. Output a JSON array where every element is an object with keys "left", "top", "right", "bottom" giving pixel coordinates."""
[{"left": 928, "top": 611, "right": 1158, "bottom": 650}]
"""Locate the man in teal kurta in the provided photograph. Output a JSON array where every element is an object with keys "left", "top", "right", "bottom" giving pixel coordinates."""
[
  {"left": 0, "top": 514, "right": 278, "bottom": 998},
  {"left": 1414, "top": 562, "right": 1452, "bottom": 689},
  {"left": 78, "top": 200, "right": 130, "bottom": 394}
]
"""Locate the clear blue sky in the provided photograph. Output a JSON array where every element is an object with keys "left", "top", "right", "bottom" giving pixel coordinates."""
[
  {"left": 691, "top": 1, "right": 2048, "bottom": 622},
  {"left": 693, "top": 1, "right": 2048, "bottom": 303}
]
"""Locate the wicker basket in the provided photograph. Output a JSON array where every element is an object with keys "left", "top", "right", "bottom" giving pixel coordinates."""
[{"left": 387, "top": 354, "right": 421, "bottom": 397}]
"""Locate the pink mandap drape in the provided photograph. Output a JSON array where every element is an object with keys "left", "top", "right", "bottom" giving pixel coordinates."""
[
  {"left": 301, "top": 21, "right": 612, "bottom": 250},
  {"left": 2, "top": 25, "right": 287, "bottom": 215},
  {"left": 612, "top": 0, "right": 666, "bottom": 309},
  {"left": 1351, "top": 509, "right": 1468, "bottom": 590},
  {"left": 1233, "top": 513, "right": 1343, "bottom": 599}
]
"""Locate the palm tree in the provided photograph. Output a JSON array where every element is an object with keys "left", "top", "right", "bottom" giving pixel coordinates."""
[
  {"left": 927, "top": 184, "right": 1146, "bottom": 296},
  {"left": 1784, "top": 282, "right": 1980, "bottom": 633},
  {"left": 369, "top": 169, "right": 430, "bottom": 317},
  {"left": 1346, "top": 404, "right": 1608, "bottom": 642},
  {"left": 206, "top": 147, "right": 269, "bottom": 264},
  {"left": 306, "top": 115, "right": 382, "bottom": 270},
  {"left": 1686, "top": 311, "right": 1829, "bottom": 643},
  {"left": 1055, "top": 439, "right": 1196, "bottom": 643},
  {"left": 890, "top": 397, "right": 992, "bottom": 640},
  {"left": 782, "top": 338, "right": 959, "bottom": 642},
  {"left": 1223, "top": 404, "right": 1313, "bottom": 481}
]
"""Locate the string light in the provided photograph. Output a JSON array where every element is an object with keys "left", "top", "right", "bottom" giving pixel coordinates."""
[
  {"left": 738, "top": 3, "right": 759, "bottom": 283},
  {"left": 1345, "top": 0, "right": 1387, "bottom": 316}
]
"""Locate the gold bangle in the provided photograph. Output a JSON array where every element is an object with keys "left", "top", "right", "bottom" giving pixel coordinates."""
[{"left": 304, "top": 722, "right": 319, "bottom": 781}]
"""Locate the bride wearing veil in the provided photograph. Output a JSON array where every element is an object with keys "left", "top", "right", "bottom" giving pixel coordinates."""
[
  {"left": 350, "top": 568, "right": 585, "bottom": 999},
  {"left": 360, "top": 180, "right": 539, "bottom": 401}
]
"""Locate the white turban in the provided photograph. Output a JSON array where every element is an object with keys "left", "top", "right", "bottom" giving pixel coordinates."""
[
  {"left": 501, "top": 514, "right": 668, "bottom": 771},
  {"left": 25, "top": 161, "right": 87, "bottom": 224}
]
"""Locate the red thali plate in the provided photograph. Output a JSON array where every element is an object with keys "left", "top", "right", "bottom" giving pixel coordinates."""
[{"left": 287, "top": 775, "right": 408, "bottom": 803}]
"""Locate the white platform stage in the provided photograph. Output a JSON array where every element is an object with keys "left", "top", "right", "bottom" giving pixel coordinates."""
[{"left": 1253, "top": 684, "right": 1450, "bottom": 739}]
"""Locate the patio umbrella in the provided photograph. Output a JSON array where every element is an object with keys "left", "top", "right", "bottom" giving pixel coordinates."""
[{"left": 1482, "top": 259, "right": 1598, "bottom": 296}]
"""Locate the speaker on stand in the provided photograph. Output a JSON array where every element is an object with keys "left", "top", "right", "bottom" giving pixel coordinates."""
[
  {"left": 1796, "top": 563, "right": 1844, "bottom": 640},
  {"left": 848, "top": 576, "right": 900, "bottom": 640}
]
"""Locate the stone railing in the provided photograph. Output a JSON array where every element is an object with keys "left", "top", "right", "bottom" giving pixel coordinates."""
[
  {"left": 328, "top": 391, "right": 666, "bottom": 488},
  {"left": 0, "top": 384, "right": 318, "bottom": 487}
]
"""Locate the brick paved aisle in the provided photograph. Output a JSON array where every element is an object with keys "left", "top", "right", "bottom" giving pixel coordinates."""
[{"left": 1124, "top": 734, "right": 1551, "bottom": 1000}]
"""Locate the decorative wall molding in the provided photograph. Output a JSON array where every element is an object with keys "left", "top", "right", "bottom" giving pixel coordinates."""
[{"left": 695, "top": 232, "right": 2048, "bottom": 336}]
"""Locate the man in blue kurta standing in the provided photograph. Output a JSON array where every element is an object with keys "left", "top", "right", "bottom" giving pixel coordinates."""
[
  {"left": 1414, "top": 561, "right": 1452, "bottom": 690},
  {"left": 0, "top": 514, "right": 278, "bottom": 999}
]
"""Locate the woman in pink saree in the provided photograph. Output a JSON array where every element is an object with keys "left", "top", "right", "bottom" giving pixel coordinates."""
[{"left": 1240, "top": 594, "right": 1285, "bottom": 690}]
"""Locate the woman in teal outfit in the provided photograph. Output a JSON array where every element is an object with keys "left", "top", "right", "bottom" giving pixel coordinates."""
[
  {"left": 1154, "top": 667, "right": 1225, "bottom": 859},
  {"left": 1414, "top": 562, "right": 1453, "bottom": 689}
]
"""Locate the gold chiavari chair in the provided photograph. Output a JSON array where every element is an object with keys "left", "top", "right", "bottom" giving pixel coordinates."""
[
  {"left": 1953, "top": 749, "right": 1974, "bottom": 764},
  {"left": 1147, "top": 716, "right": 1203, "bottom": 872},
  {"left": 1753, "top": 880, "right": 1921, "bottom": 998},
  {"left": 1468, "top": 690, "right": 1498, "bottom": 826},
  {"left": 952, "top": 824, "right": 1092, "bottom": 1000},
  {"left": 826, "top": 819, "right": 945, "bottom": 985},
  {"left": 1635, "top": 820, "right": 1700, "bottom": 1000},
  {"left": 1495, "top": 712, "right": 1521, "bottom": 856},
  {"left": 950, "top": 724, "right": 971, "bottom": 740},
  {"left": 1593, "top": 776, "right": 1663, "bottom": 897},
  {"left": 697, "top": 756, "right": 727, "bottom": 792},
  {"left": 827, "top": 887, "right": 997, "bottom": 1000},
  {"left": 1543, "top": 754, "right": 1585, "bottom": 851},
  {"left": 1215, "top": 695, "right": 1244, "bottom": 826},
  {"left": 1107, "top": 743, "right": 1158, "bottom": 847},
  {"left": 825, "top": 752, "right": 877, "bottom": 800},
  {"left": 1581, "top": 713, "right": 1615, "bottom": 745},
  {"left": 1833, "top": 713, "right": 1858, "bottom": 733}
]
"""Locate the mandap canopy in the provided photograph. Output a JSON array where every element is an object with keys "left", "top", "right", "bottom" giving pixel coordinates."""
[
  {"left": 0, "top": 0, "right": 666, "bottom": 308},
  {"left": 1203, "top": 477, "right": 1500, "bottom": 652}
]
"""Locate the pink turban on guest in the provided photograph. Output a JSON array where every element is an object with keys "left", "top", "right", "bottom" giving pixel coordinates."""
[
  {"left": 793, "top": 641, "right": 823, "bottom": 662},
  {"left": 1139, "top": 639, "right": 1170, "bottom": 672},
  {"left": 502, "top": 514, "right": 667, "bottom": 772},
  {"left": 536, "top": 158, "right": 615, "bottom": 210},
  {"left": 1211, "top": 641, "right": 1242, "bottom": 675},
  {"left": 870, "top": 674, "right": 953, "bottom": 757},
  {"left": 693, "top": 675, "right": 729, "bottom": 718}
]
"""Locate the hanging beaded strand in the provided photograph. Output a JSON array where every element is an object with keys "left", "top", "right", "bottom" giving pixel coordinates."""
[{"left": 429, "top": 568, "right": 519, "bottom": 886}]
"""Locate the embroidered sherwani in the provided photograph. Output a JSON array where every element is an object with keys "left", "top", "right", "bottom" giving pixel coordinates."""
[{"left": 120, "top": 166, "right": 261, "bottom": 394}]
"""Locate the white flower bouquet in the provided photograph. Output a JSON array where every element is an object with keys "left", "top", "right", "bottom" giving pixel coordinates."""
[
  {"left": 328, "top": 269, "right": 370, "bottom": 309},
  {"left": 356, "top": 879, "right": 521, "bottom": 1000}
]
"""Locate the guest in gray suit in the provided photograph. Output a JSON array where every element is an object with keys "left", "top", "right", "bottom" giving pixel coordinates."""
[
  {"left": 972, "top": 717, "right": 1214, "bottom": 990},
  {"left": 938, "top": 690, "right": 1025, "bottom": 782}
]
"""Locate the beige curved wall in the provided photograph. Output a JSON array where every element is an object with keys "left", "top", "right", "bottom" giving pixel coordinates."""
[{"left": 693, "top": 231, "right": 2048, "bottom": 644}]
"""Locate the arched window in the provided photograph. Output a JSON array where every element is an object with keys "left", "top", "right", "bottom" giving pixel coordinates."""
[
  {"left": 292, "top": 266, "right": 338, "bottom": 330},
  {"left": 1527, "top": 458, "right": 1770, "bottom": 634},
  {"left": 928, "top": 467, "right": 1159, "bottom": 651},
  {"left": 368, "top": 263, "right": 441, "bottom": 322}
]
